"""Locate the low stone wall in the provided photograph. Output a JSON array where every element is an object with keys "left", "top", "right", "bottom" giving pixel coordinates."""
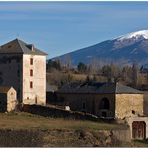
[
  {"left": 0, "top": 128, "right": 131, "bottom": 147},
  {"left": 0, "top": 129, "right": 43, "bottom": 147},
  {"left": 22, "top": 104, "right": 101, "bottom": 122},
  {"left": 112, "top": 129, "right": 131, "bottom": 143}
]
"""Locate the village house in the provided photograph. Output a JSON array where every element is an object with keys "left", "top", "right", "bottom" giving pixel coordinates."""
[
  {"left": 55, "top": 82, "right": 144, "bottom": 119},
  {"left": 0, "top": 39, "right": 47, "bottom": 105},
  {"left": 0, "top": 86, "right": 17, "bottom": 112},
  {"left": 53, "top": 82, "right": 148, "bottom": 139}
]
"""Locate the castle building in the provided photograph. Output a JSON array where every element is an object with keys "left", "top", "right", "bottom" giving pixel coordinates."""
[{"left": 0, "top": 39, "right": 47, "bottom": 105}]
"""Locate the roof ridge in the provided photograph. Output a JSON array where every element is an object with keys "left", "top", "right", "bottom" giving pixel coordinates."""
[{"left": 16, "top": 39, "right": 25, "bottom": 53}]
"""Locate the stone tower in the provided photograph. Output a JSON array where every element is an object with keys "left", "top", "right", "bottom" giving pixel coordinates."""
[{"left": 0, "top": 39, "right": 47, "bottom": 105}]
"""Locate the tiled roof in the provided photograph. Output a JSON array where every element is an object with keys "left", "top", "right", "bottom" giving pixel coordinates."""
[
  {"left": 57, "top": 82, "right": 142, "bottom": 94},
  {"left": 0, "top": 39, "right": 47, "bottom": 55}
]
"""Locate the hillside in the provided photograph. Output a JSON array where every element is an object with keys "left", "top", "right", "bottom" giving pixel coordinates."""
[{"left": 53, "top": 30, "right": 148, "bottom": 67}]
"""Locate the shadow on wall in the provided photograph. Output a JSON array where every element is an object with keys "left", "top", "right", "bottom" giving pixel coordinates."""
[{"left": 22, "top": 104, "right": 100, "bottom": 122}]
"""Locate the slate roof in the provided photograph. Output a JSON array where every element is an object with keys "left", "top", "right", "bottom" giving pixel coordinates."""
[
  {"left": 0, "top": 39, "right": 47, "bottom": 55},
  {"left": 57, "top": 82, "right": 142, "bottom": 94}
]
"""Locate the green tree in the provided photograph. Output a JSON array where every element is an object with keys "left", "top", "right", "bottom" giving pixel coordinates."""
[
  {"left": 77, "top": 62, "right": 87, "bottom": 73},
  {"left": 47, "top": 59, "right": 61, "bottom": 71}
]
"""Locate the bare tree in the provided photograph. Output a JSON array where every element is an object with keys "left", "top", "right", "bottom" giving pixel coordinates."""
[
  {"left": 132, "top": 63, "right": 139, "bottom": 87},
  {"left": 88, "top": 58, "right": 102, "bottom": 74},
  {"left": 62, "top": 54, "right": 72, "bottom": 70}
]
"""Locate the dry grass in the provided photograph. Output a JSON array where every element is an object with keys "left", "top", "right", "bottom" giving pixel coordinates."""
[
  {"left": 131, "top": 139, "right": 148, "bottom": 147},
  {"left": 0, "top": 112, "right": 124, "bottom": 130}
]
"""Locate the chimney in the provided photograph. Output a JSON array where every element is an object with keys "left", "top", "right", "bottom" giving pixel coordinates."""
[{"left": 27, "top": 44, "right": 34, "bottom": 51}]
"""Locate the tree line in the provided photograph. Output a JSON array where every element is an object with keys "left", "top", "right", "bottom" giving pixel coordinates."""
[{"left": 46, "top": 59, "right": 148, "bottom": 89}]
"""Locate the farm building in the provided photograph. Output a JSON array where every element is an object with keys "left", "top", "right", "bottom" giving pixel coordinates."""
[{"left": 56, "top": 82, "right": 144, "bottom": 119}]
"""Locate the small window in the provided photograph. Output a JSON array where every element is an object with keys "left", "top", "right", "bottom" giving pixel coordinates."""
[
  {"left": 30, "top": 81, "right": 33, "bottom": 88},
  {"left": 82, "top": 102, "right": 86, "bottom": 110},
  {"left": 30, "top": 58, "right": 33, "bottom": 65},
  {"left": 8, "top": 59, "right": 11, "bottom": 63},
  {"left": 30, "top": 69, "right": 33, "bottom": 76}
]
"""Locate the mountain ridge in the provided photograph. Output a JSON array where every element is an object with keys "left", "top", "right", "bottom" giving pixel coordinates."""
[{"left": 52, "top": 30, "right": 148, "bottom": 67}]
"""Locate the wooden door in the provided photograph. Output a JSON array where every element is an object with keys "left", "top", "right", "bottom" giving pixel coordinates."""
[{"left": 132, "top": 121, "right": 146, "bottom": 139}]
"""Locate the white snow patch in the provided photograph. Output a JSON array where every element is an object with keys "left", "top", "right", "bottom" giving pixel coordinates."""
[{"left": 117, "top": 30, "right": 148, "bottom": 41}]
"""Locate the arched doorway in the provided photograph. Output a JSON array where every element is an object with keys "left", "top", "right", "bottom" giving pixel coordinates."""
[
  {"left": 132, "top": 121, "right": 146, "bottom": 139},
  {"left": 99, "top": 97, "right": 110, "bottom": 117}
]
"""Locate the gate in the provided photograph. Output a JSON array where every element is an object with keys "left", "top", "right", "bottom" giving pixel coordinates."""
[{"left": 132, "top": 121, "right": 146, "bottom": 139}]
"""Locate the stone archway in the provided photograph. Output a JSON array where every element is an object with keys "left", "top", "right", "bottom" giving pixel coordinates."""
[
  {"left": 100, "top": 97, "right": 110, "bottom": 110},
  {"left": 132, "top": 121, "right": 146, "bottom": 139}
]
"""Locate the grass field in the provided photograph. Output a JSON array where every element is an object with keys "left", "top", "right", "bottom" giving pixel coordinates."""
[
  {"left": 131, "top": 139, "right": 148, "bottom": 147},
  {"left": 2, "top": 112, "right": 148, "bottom": 147},
  {"left": 0, "top": 112, "right": 125, "bottom": 130}
]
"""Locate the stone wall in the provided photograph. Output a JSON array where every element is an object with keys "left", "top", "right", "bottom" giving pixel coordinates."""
[
  {"left": 23, "top": 55, "right": 46, "bottom": 105},
  {"left": 0, "top": 54, "right": 22, "bottom": 102},
  {"left": 126, "top": 116, "right": 148, "bottom": 139},
  {"left": 56, "top": 93, "right": 115, "bottom": 117},
  {"left": 0, "top": 129, "right": 43, "bottom": 147},
  {"left": 115, "top": 94, "right": 143, "bottom": 119},
  {"left": 144, "top": 91, "right": 148, "bottom": 116},
  {"left": 22, "top": 104, "right": 101, "bottom": 121},
  {"left": 0, "top": 128, "right": 130, "bottom": 147},
  {"left": 0, "top": 93, "right": 7, "bottom": 112}
]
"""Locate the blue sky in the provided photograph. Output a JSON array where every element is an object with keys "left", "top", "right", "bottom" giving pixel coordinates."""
[{"left": 0, "top": 2, "right": 148, "bottom": 58}]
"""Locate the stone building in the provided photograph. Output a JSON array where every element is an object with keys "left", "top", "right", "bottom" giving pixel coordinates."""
[
  {"left": 126, "top": 116, "right": 148, "bottom": 140},
  {"left": 0, "top": 39, "right": 47, "bottom": 105},
  {"left": 0, "top": 86, "right": 17, "bottom": 112},
  {"left": 56, "top": 82, "right": 144, "bottom": 119}
]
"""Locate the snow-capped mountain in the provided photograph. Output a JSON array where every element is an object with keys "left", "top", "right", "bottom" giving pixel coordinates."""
[
  {"left": 53, "top": 30, "right": 148, "bottom": 67},
  {"left": 117, "top": 30, "right": 148, "bottom": 41}
]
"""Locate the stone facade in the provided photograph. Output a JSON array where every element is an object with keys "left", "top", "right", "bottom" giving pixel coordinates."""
[
  {"left": 56, "top": 92, "right": 144, "bottom": 119},
  {"left": 115, "top": 94, "right": 144, "bottom": 119},
  {"left": 0, "top": 54, "right": 22, "bottom": 102},
  {"left": 56, "top": 93, "right": 115, "bottom": 117},
  {"left": 55, "top": 82, "right": 144, "bottom": 119},
  {"left": 22, "top": 55, "right": 46, "bottom": 105},
  {"left": 126, "top": 116, "right": 148, "bottom": 139},
  {"left": 0, "top": 39, "right": 47, "bottom": 105}
]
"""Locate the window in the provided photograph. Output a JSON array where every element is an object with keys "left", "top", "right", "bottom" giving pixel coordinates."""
[
  {"left": 82, "top": 102, "right": 86, "bottom": 110},
  {"left": 30, "top": 69, "right": 33, "bottom": 76},
  {"left": 30, "top": 81, "right": 33, "bottom": 88},
  {"left": 30, "top": 58, "right": 33, "bottom": 65}
]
